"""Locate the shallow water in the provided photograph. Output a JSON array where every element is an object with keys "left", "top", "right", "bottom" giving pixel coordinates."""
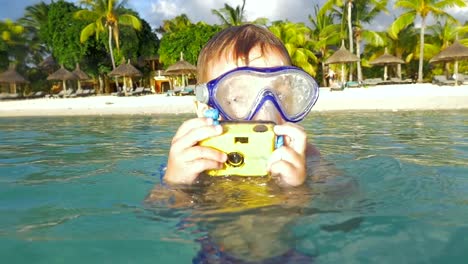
[{"left": 0, "top": 111, "right": 467, "bottom": 263}]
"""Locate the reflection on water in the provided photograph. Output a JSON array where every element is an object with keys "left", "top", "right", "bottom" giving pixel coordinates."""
[{"left": 1, "top": 111, "right": 468, "bottom": 263}]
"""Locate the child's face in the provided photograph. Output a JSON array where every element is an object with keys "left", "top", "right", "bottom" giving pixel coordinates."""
[{"left": 198, "top": 46, "right": 290, "bottom": 124}]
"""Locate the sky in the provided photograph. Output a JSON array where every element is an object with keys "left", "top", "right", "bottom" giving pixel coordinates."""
[{"left": 1, "top": 0, "right": 468, "bottom": 32}]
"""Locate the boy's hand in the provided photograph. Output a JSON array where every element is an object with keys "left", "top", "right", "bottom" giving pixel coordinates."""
[
  {"left": 267, "top": 123, "right": 307, "bottom": 187},
  {"left": 164, "top": 117, "right": 227, "bottom": 185}
]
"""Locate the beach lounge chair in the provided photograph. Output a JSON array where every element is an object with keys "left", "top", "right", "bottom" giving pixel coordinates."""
[
  {"left": 330, "top": 82, "right": 345, "bottom": 91},
  {"left": 70, "top": 89, "right": 86, "bottom": 98},
  {"left": 432, "top": 75, "right": 456, "bottom": 86},
  {"left": 0, "top": 93, "right": 21, "bottom": 100},
  {"left": 345, "top": 81, "right": 360, "bottom": 88},
  {"left": 166, "top": 86, "right": 183, "bottom": 96},
  {"left": 142, "top": 87, "right": 152, "bottom": 95},
  {"left": 78, "top": 89, "right": 90, "bottom": 97},
  {"left": 362, "top": 78, "right": 383, "bottom": 86},
  {"left": 53, "top": 89, "right": 66, "bottom": 98},
  {"left": 87, "top": 89, "right": 96, "bottom": 96},
  {"left": 27, "top": 91, "right": 46, "bottom": 99},
  {"left": 130, "top": 87, "right": 145, "bottom": 96},
  {"left": 456, "top": 74, "right": 467, "bottom": 85},
  {"left": 180, "top": 85, "right": 195, "bottom": 95}
]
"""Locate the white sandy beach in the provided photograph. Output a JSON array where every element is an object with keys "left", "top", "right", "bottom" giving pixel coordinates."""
[{"left": 0, "top": 83, "right": 467, "bottom": 117}]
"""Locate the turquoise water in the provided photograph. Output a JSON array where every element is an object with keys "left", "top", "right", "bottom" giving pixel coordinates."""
[{"left": 1, "top": 111, "right": 467, "bottom": 263}]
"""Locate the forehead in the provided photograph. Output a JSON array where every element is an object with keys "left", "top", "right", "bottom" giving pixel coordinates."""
[{"left": 206, "top": 46, "right": 290, "bottom": 81}]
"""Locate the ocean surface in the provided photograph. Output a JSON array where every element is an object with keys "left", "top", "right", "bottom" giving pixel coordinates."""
[{"left": 1, "top": 110, "right": 467, "bottom": 263}]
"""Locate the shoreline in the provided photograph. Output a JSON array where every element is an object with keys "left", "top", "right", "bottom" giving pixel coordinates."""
[{"left": 1, "top": 83, "right": 468, "bottom": 117}]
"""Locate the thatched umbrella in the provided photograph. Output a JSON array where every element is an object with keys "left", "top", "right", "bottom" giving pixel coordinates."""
[
  {"left": 0, "top": 65, "right": 29, "bottom": 94},
  {"left": 325, "top": 44, "right": 359, "bottom": 84},
  {"left": 72, "top": 63, "right": 90, "bottom": 91},
  {"left": 370, "top": 48, "right": 405, "bottom": 80},
  {"left": 109, "top": 59, "right": 142, "bottom": 95},
  {"left": 430, "top": 41, "right": 468, "bottom": 86},
  {"left": 47, "top": 65, "right": 77, "bottom": 96},
  {"left": 165, "top": 52, "right": 197, "bottom": 87}
]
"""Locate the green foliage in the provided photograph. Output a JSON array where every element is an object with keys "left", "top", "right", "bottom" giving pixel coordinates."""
[
  {"left": 0, "top": 19, "right": 27, "bottom": 68},
  {"left": 40, "top": 0, "right": 88, "bottom": 68},
  {"left": 269, "top": 21, "right": 318, "bottom": 76},
  {"left": 394, "top": 0, "right": 467, "bottom": 81},
  {"left": 18, "top": 2, "right": 50, "bottom": 66},
  {"left": 117, "top": 18, "right": 159, "bottom": 64},
  {"left": 74, "top": 0, "right": 142, "bottom": 69},
  {"left": 158, "top": 23, "right": 221, "bottom": 68},
  {"left": 157, "top": 14, "right": 192, "bottom": 34}
]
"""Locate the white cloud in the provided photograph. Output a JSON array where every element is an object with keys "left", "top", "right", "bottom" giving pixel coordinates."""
[
  {"left": 1, "top": 0, "right": 467, "bottom": 32},
  {"left": 151, "top": 0, "right": 180, "bottom": 17}
]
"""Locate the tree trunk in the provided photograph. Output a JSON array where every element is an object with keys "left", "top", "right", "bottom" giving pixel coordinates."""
[
  {"left": 418, "top": 16, "right": 426, "bottom": 83},
  {"left": 397, "top": 49, "right": 403, "bottom": 79},
  {"left": 108, "top": 25, "right": 116, "bottom": 70},
  {"left": 347, "top": 0, "right": 354, "bottom": 81},
  {"left": 397, "top": 64, "right": 402, "bottom": 79},
  {"left": 320, "top": 48, "right": 328, "bottom": 86},
  {"left": 98, "top": 75, "right": 104, "bottom": 94},
  {"left": 356, "top": 33, "right": 362, "bottom": 82},
  {"left": 322, "top": 60, "right": 327, "bottom": 87}
]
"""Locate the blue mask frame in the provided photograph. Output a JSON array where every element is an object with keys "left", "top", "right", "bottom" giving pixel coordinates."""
[{"left": 195, "top": 66, "right": 319, "bottom": 123}]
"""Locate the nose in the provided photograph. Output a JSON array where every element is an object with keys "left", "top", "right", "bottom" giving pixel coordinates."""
[{"left": 252, "top": 100, "right": 282, "bottom": 124}]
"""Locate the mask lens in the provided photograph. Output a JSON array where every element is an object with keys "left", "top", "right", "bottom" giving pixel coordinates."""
[
  {"left": 272, "top": 73, "right": 315, "bottom": 118},
  {"left": 210, "top": 67, "right": 318, "bottom": 121},
  {"left": 214, "top": 71, "right": 266, "bottom": 119}
]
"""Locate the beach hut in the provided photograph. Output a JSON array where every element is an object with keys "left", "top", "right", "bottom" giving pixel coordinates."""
[
  {"left": 109, "top": 59, "right": 142, "bottom": 96},
  {"left": 0, "top": 65, "right": 29, "bottom": 94},
  {"left": 72, "top": 63, "right": 90, "bottom": 91},
  {"left": 165, "top": 52, "right": 197, "bottom": 88},
  {"left": 430, "top": 41, "right": 468, "bottom": 86},
  {"left": 370, "top": 48, "right": 405, "bottom": 80},
  {"left": 325, "top": 43, "right": 359, "bottom": 85},
  {"left": 47, "top": 65, "right": 78, "bottom": 97}
]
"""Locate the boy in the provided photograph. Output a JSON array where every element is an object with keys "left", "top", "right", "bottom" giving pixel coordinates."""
[
  {"left": 162, "top": 24, "right": 320, "bottom": 188},
  {"left": 148, "top": 24, "right": 323, "bottom": 262}
]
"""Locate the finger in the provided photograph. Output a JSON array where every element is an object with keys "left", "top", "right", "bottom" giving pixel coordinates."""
[
  {"left": 172, "top": 117, "right": 214, "bottom": 142},
  {"left": 268, "top": 148, "right": 306, "bottom": 187},
  {"left": 274, "top": 123, "right": 307, "bottom": 154},
  {"left": 187, "top": 159, "right": 225, "bottom": 174},
  {"left": 182, "top": 146, "right": 227, "bottom": 164},
  {"left": 267, "top": 146, "right": 303, "bottom": 170},
  {"left": 172, "top": 124, "right": 223, "bottom": 153},
  {"left": 269, "top": 159, "right": 297, "bottom": 186}
]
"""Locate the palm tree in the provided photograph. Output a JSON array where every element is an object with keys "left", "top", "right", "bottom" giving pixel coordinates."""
[
  {"left": 212, "top": 0, "right": 246, "bottom": 26},
  {"left": 309, "top": 4, "right": 341, "bottom": 86},
  {"left": 18, "top": 2, "right": 50, "bottom": 65},
  {"left": 74, "top": 0, "right": 142, "bottom": 69},
  {"left": 211, "top": 0, "right": 267, "bottom": 27},
  {"left": 156, "top": 14, "right": 192, "bottom": 34},
  {"left": 269, "top": 21, "right": 318, "bottom": 76},
  {"left": 352, "top": 0, "right": 388, "bottom": 82},
  {"left": 394, "top": 0, "right": 467, "bottom": 83}
]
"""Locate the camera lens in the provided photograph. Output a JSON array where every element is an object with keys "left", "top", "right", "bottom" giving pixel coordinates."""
[{"left": 226, "top": 152, "right": 244, "bottom": 167}]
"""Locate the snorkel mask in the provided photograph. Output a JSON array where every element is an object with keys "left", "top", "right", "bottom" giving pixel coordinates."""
[{"left": 195, "top": 66, "right": 319, "bottom": 123}]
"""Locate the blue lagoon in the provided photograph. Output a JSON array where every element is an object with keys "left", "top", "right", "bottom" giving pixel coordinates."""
[{"left": 1, "top": 111, "right": 467, "bottom": 263}]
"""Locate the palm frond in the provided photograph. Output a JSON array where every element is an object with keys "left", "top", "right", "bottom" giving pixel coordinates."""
[
  {"left": 80, "top": 23, "right": 96, "bottom": 43},
  {"left": 388, "top": 12, "right": 415, "bottom": 39}
]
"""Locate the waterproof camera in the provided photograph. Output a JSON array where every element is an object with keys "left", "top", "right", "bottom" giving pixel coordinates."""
[{"left": 199, "top": 121, "right": 276, "bottom": 177}]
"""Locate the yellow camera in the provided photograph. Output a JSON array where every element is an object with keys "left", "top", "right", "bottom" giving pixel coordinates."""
[{"left": 199, "top": 121, "right": 276, "bottom": 177}]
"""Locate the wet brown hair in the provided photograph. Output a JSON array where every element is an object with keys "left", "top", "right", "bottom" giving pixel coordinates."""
[{"left": 197, "top": 24, "right": 292, "bottom": 82}]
